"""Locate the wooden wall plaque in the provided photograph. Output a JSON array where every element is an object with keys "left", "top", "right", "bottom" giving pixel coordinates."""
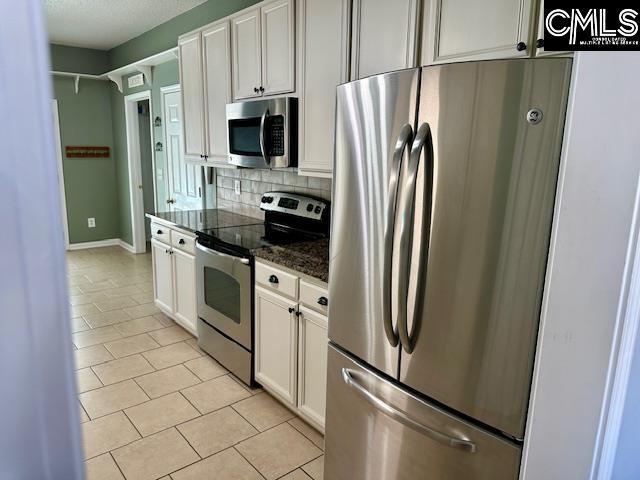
[{"left": 65, "top": 146, "right": 110, "bottom": 158}]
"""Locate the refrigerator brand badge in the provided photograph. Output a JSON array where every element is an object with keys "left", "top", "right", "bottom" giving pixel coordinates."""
[
  {"left": 543, "top": 3, "right": 640, "bottom": 51},
  {"left": 526, "top": 109, "right": 543, "bottom": 125}
]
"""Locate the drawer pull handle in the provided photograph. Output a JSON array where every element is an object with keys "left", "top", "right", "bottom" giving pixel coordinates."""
[
  {"left": 179, "top": 239, "right": 185, "bottom": 245},
  {"left": 288, "top": 307, "right": 295, "bottom": 313},
  {"left": 269, "top": 275, "right": 279, "bottom": 284},
  {"left": 318, "top": 296, "right": 328, "bottom": 307},
  {"left": 156, "top": 229, "right": 163, "bottom": 234}
]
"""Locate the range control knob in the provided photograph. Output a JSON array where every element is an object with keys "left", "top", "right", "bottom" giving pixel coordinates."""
[
  {"left": 306, "top": 203, "right": 314, "bottom": 212},
  {"left": 314, "top": 206, "right": 322, "bottom": 214},
  {"left": 261, "top": 196, "right": 268, "bottom": 203}
]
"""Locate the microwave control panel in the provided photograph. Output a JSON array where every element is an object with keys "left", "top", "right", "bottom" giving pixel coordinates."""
[{"left": 267, "top": 116, "right": 285, "bottom": 156}]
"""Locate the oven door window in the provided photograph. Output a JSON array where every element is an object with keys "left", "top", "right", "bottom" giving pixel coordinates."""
[
  {"left": 228, "top": 117, "right": 261, "bottom": 156},
  {"left": 203, "top": 267, "right": 241, "bottom": 324}
]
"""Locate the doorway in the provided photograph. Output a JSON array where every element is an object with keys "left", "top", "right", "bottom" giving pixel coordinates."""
[
  {"left": 52, "top": 99, "right": 70, "bottom": 249},
  {"left": 124, "top": 90, "right": 156, "bottom": 253},
  {"left": 160, "top": 85, "right": 202, "bottom": 212}
]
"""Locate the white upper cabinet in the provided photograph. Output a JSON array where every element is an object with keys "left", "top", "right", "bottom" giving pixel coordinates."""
[
  {"left": 261, "top": 0, "right": 295, "bottom": 95},
  {"left": 351, "top": 0, "right": 420, "bottom": 80},
  {"left": 297, "top": 0, "right": 349, "bottom": 177},
  {"left": 232, "top": 8, "right": 263, "bottom": 100},
  {"left": 178, "top": 31, "right": 206, "bottom": 162},
  {"left": 202, "top": 20, "right": 233, "bottom": 164},
  {"left": 422, "top": 0, "right": 537, "bottom": 64}
]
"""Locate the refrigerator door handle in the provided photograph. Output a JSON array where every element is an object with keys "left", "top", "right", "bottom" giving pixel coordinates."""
[
  {"left": 382, "top": 124, "right": 413, "bottom": 348},
  {"left": 397, "top": 122, "right": 433, "bottom": 353},
  {"left": 341, "top": 368, "right": 477, "bottom": 453}
]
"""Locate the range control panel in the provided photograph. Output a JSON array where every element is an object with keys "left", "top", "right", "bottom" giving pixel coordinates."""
[{"left": 260, "top": 191, "right": 328, "bottom": 221}]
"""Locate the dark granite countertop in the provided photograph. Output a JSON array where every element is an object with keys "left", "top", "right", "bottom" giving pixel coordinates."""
[
  {"left": 146, "top": 209, "right": 262, "bottom": 234},
  {"left": 251, "top": 238, "right": 329, "bottom": 283}
]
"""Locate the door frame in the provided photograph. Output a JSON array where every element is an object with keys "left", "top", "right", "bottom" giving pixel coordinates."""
[
  {"left": 124, "top": 90, "right": 156, "bottom": 253},
  {"left": 160, "top": 84, "right": 180, "bottom": 210},
  {"left": 51, "top": 99, "right": 69, "bottom": 249}
]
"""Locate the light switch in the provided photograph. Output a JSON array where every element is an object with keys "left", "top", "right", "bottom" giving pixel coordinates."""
[{"left": 88, "top": 218, "right": 96, "bottom": 228}]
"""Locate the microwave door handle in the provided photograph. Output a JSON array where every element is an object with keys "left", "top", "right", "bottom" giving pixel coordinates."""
[{"left": 259, "top": 109, "right": 269, "bottom": 166}]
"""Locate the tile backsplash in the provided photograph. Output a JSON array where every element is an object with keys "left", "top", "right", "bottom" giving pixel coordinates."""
[{"left": 216, "top": 168, "right": 332, "bottom": 219}]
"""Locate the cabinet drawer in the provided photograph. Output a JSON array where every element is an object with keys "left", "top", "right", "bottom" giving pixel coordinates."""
[
  {"left": 256, "top": 262, "right": 298, "bottom": 299},
  {"left": 151, "top": 222, "right": 171, "bottom": 244},
  {"left": 299, "top": 280, "right": 329, "bottom": 315},
  {"left": 171, "top": 231, "right": 196, "bottom": 255}
]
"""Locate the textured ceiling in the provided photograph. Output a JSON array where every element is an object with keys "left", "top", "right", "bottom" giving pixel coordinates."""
[{"left": 45, "top": 0, "right": 208, "bottom": 50}]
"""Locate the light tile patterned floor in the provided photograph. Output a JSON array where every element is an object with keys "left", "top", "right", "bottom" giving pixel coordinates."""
[{"left": 68, "top": 246, "right": 324, "bottom": 480}]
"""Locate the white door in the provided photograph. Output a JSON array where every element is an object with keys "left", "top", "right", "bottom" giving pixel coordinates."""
[
  {"left": 351, "top": 0, "right": 419, "bottom": 79},
  {"left": 163, "top": 89, "right": 202, "bottom": 211},
  {"left": 423, "top": 0, "right": 536, "bottom": 64},
  {"left": 261, "top": 0, "right": 295, "bottom": 95},
  {"left": 255, "top": 286, "right": 298, "bottom": 406},
  {"left": 51, "top": 99, "right": 69, "bottom": 248},
  {"left": 297, "top": 305, "right": 328, "bottom": 431},
  {"left": 152, "top": 239, "right": 174, "bottom": 313},
  {"left": 232, "top": 8, "right": 263, "bottom": 100},
  {"left": 178, "top": 32, "right": 206, "bottom": 162},
  {"left": 173, "top": 248, "right": 197, "bottom": 336},
  {"left": 202, "top": 20, "right": 233, "bottom": 164}
]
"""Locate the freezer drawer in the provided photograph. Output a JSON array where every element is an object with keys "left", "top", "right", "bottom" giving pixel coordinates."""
[{"left": 324, "top": 344, "right": 521, "bottom": 480}]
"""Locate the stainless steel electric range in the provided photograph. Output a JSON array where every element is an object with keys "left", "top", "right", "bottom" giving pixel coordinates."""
[{"left": 195, "top": 192, "right": 330, "bottom": 386}]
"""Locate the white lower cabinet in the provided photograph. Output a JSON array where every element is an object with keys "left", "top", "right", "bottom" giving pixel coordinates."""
[
  {"left": 254, "top": 260, "right": 329, "bottom": 432},
  {"left": 150, "top": 225, "right": 198, "bottom": 336}
]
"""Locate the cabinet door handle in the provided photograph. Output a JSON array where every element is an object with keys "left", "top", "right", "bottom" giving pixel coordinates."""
[
  {"left": 536, "top": 38, "right": 544, "bottom": 49},
  {"left": 157, "top": 229, "right": 163, "bottom": 234},
  {"left": 259, "top": 86, "right": 264, "bottom": 92},
  {"left": 317, "top": 296, "right": 328, "bottom": 307},
  {"left": 516, "top": 41, "right": 527, "bottom": 51},
  {"left": 179, "top": 239, "right": 185, "bottom": 245},
  {"left": 268, "top": 275, "right": 279, "bottom": 284},
  {"left": 288, "top": 307, "right": 295, "bottom": 314},
  {"left": 253, "top": 87, "right": 259, "bottom": 93}
]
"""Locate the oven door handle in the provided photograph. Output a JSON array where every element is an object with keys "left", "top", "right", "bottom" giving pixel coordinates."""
[
  {"left": 259, "top": 109, "right": 270, "bottom": 166},
  {"left": 196, "top": 242, "right": 250, "bottom": 265}
]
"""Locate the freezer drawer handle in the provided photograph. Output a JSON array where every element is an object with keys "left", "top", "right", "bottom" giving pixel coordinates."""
[{"left": 341, "top": 368, "right": 476, "bottom": 453}]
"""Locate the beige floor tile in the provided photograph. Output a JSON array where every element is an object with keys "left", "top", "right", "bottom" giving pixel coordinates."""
[
  {"left": 72, "top": 303, "right": 101, "bottom": 318},
  {"left": 236, "top": 423, "right": 322, "bottom": 480},
  {"left": 181, "top": 375, "right": 252, "bottom": 414},
  {"left": 184, "top": 337, "right": 205, "bottom": 354},
  {"left": 177, "top": 406, "right": 257, "bottom": 458},
  {"left": 288, "top": 417, "right": 325, "bottom": 450},
  {"left": 171, "top": 447, "right": 262, "bottom": 480},
  {"left": 75, "top": 345, "right": 115, "bottom": 370},
  {"left": 232, "top": 393, "right": 294, "bottom": 432},
  {"left": 153, "top": 312, "right": 175, "bottom": 327},
  {"left": 137, "top": 282, "right": 154, "bottom": 294},
  {"left": 85, "top": 453, "right": 125, "bottom": 480},
  {"left": 80, "top": 280, "right": 117, "bottom": 293},
  {"left": 103, "top": 285, "right": 144, "bottom": 298},
  {"left": 73, "top": 327, "right": 122, "bottom": 349},
  {"left": 135, "top": 364, "right": 200, "bottom": 398},
  {"left": 68, "top": 275, "right": 92, "bottom": 287},
  {"left": 68, "top": 286, "right": 83, "bottom": 296},
  {"left": 131, "top": 291, "right": 153, "bottom": 304},
  {"left": 70, "top": 292, "right": 110, "bottom": 306},
  {"left": 112, "top": 274, "right": 150, "bottom": 287},
  {"left": 124, "top": 302, "right": 160, "bottom": 319},
  {"left": 280, "top": 470, "right": 312, "bottom": 480},
  {"left": 148, "top": 325, "right": 193, "bottom": 346},
  {"left": 142, "top": 342, "right": 201, "bottom": 370},
  {"left": 103, "top": 333, "right": 160, "bottom": 358},
  {"left": 80, "top": 379, "right": 149, "bottom": 419},
  {"left": 83, "top": 411, "right": 140, "bottom": 459},
  {"left": 71, "top": 317, "right": 91, "bottom": 333},
  {"left": 183, "top": 355, "right": 228, "bottom": 381},
  {"left": 77, "top": 368, "right": 103, "bottom": 393},
  {"left": 124, "top": 392, "right": 200, "bottom": 437},
  {"left": 79, "top": 403, "right": 90, "bottom": 423},
  {"left": 111, "top": 428, "right": 198, "bottom": 480},
  {"left": 113, "top": 315, "right": 165, "bottom": 337},
  {"left": 92, "top": 354, "right": 154, "bottom": 385},
  {"left": 302, "top": 456, "right": 324, "bottom": 480},
  {"left": 83, "top": 309, "right": 132, "bottom": 328},
  {"left": 94, "top": 296, "right": 137, "bottom": 313}
]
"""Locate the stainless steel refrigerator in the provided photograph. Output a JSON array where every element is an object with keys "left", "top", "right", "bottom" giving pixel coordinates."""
[{"left": 325, "top": 58, "right": 572, "bottom": 479}]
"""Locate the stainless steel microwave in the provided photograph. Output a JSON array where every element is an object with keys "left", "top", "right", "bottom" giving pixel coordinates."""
[{"left": 226, "top": 97, "right": 297, "bottom": 169}]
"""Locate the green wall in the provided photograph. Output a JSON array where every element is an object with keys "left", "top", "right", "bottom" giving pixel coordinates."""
[
  {"left": 50, "top": 44, "right": 110, "bottom": 74},
  {"left": 52, "top": 76, "right": 119, "bottom": 243},
  {"left": 108, "top": 0, "right": 259, "bottom": 69}
]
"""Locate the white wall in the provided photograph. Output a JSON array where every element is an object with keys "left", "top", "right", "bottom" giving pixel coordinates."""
[{"left": 522, "top": 52, "right": 640, "bottom": 479}]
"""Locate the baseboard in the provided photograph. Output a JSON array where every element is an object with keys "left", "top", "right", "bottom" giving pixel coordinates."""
[
  {"left": 118, "top": 240, "right": 136, "bottom": 253},
  {"left": 67, "top": 238, "right": 120, "bottom": 250}
]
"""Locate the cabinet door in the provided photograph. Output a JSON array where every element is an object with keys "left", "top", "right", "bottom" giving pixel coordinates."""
[
  {"left": 178, "top": 31, "right": 206, "bottom": 162},
  {"left": 533, "top": 0, "right": 569, "bottom": 57},
  {"left": 297, "top": 306, "right": 328, "bottom": 431},
  {"left": 232, "top": 9, "right": 262, "bottom": 100},
  {"left": 423, "top": 0, "right": 536, "bottom": 64},
  {"left": 351, "top": 0, "right": 419, "bottom": 79},
  {"left": 202, "top": 20, "right": 234, "bottom": 165},
  {"left": 261, "top": 0, "right": 295, "bottom": 95},
  {"left": 151, "top": 239, "right": 174, "bottom": 313},
  {"left": 172, "top": 248, "right": 197, "bottom": 336},
  {"left": 255, "top": 286, "right": 298, "bottom": 406},
  {"left": 297, "top": 0, "right": 349, "bottom": 177}
]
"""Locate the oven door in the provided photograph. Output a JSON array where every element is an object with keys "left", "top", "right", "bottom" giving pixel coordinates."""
[{"left": 196, "top": 242, "right": 252, "bottom": 350}]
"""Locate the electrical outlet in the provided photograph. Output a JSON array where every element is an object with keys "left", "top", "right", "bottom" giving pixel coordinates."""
[
  {"left": 234, "top": 179, "right": 241, "bottom": 195},
  {"left": 87, "top": 217, "right": 96, "bottom": 228}
]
